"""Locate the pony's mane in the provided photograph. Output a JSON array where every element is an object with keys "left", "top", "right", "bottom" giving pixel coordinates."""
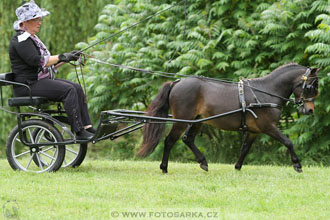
[
  {"left": 191, "top": 63, "right": 304, "bottom": 84},
  {"left": 272, "top": 63, "right": 300, "bottom": 73},
  {"left": 259, "top": 63, "right": 304, "bottom": 80}
]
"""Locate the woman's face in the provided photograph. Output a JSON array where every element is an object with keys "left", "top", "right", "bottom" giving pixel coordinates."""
[{"left": 22, "top": 17, "right": 42, "bottom": 35}]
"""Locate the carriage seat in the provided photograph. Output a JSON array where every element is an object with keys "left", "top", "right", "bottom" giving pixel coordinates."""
[
  {"left": 8, "top": 96, "right": 49, "bottom": 107},
  {"left": 0, "top": 72, "right": 50, "bottom": 107}
]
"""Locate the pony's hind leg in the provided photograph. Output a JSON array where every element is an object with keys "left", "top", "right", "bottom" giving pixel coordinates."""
[
  {"left": 160, "top": 123, "right": 186, "bottom": 173},
  {"left": 182, "top": 123, "right": 208, "bottom": 171},
  {"left": 235, "top": 132, "right": 257, "bottom": 171}
]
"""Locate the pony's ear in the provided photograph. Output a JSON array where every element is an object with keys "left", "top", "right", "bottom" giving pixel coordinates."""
[{"left": 310, "top": 68, "right": 320, "bottom": 76}]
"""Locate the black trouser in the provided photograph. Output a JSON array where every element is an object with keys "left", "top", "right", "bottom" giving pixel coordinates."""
[{"left": 13, "top": 78, "right": 91, "bottom": 133}]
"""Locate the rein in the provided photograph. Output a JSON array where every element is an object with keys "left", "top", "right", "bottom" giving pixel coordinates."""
[
  {"left": 82, "top": 52, "right": 235, "bottom": 82},
  {"left": 70, "top": 54, "right": 88, "bottom": 101},
  {"left": 243, "top": 81, "right": 297, "bottom": 105},
  {"left": 70, "top": 0, "right": 317, "bottom": 109},
  {"left": 81, "top": 54, "right": 311, "bottom": 106},
  {"left": 73, "top": 55, "right": 317, "bottom": 136}
]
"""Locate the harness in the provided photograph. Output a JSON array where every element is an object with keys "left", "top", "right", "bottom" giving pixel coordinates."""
[
  {"left": 238, "top": 80, "right": 248, "bottom": 132},
  {"left": 68, "top": 1, "right": 318, "bottom": 136},
  {"left": 237, "top": 67, "right": 317, "bottom": 133}
]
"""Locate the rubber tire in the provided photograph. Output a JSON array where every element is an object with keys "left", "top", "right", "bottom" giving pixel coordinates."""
[
  {"left": 6, "top": 119, "right": 65, "bottom": 173},
  {"left": 47, "top": 116, "right": 88, "bottom": 168},
  {"left": 64, "top": 143, "right": 87, "bottom": 168}
]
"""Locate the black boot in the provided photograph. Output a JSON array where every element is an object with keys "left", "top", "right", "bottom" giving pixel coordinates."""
[
  {"left": 86, "top": 127, "right": 96, "bottom": 134},
  {"left": 76, "top": 130, "right": 94, "bottom": 140}
]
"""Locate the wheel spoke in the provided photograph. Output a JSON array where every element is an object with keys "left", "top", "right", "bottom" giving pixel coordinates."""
[
  {"left": 15, "top": 138, "right": 21, "bottom": 143},
  {"left": 27, "top": 128, "right": 35, "bottom": 144},
  {"left": 14, "top": 150, "right": 30, "bottom": 158},
  {"left": 41, "top": 137, "right": 49, "bottom": 142},
  {"left": 36, "top": 130, "right": 45, "bottom": 143},
  {"left": 40, "top": 151, "right": 56, "bottom": 161},
  {"left": 36, "top": 153, "right": 45, "bottom": 171},
  {"left": 39, "top": 145, "right": 49, "bottom": 150},
  {"left": 66, "top": 147, "right": 78, "bottom": 155},
  {"left": 41, "top": 146, "right": 55, "bottom": 152},
  {"left": 26, "top": 154, "right": 34, "bottom": 170}
]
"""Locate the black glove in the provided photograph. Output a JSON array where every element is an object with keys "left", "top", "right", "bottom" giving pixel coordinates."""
[
  {"left": 58, "top": 50, "right": 81, "bottom": 62},
  {"left": 70, "top": 50, "right": 81, "bottom": 57}
]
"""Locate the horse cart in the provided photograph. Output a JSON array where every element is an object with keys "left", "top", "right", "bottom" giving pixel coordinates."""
[
  {"left": 0, "top": 64, "right": 318, "bottom": 173},
  {"left": 0, "top": 72, "right": 252, "bottom": 173}
]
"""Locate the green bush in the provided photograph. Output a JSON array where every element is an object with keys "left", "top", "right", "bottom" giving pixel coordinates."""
[{"left": 77, "top": 0, "right": 330, "bottom": 165}]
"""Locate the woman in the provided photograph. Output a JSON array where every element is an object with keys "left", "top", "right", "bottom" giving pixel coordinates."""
[{"left": 9, "top": 0, "right": 94, "bottom": 140}]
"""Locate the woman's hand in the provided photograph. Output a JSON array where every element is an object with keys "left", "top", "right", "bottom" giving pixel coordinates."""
[
  {"left": 45, "top": 51, "right": 81, "bottom": 67},
  {"left": 58, "top": 51, "right": 80, "bottom": 62}
]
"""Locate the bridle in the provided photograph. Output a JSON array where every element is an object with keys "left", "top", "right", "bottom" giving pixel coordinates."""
[
  {"left": 295, "top": 68, "right": 319, "bottom": 106},
  {"left": 236, "top": 67, "right": 319, "bottom": 108}
]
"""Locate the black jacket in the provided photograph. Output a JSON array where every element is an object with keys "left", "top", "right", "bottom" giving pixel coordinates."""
[{"left": 9, "top": 31, "right": 42, "bottom": 84}]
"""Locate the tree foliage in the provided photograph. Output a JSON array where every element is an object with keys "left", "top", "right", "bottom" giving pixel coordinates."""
[
  {"left": 1, "top": 0, "right": 330, "bottom": 165},
  {"left": 77, "top": 0, "right": 330, "bottom": 165}
]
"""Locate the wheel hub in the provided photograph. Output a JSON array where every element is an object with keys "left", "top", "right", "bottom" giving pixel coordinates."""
[{"left": 30, "top": 147, "right": 39, "bottom": 153}]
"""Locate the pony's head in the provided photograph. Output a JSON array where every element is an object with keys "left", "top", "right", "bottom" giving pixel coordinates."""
[{"left": 293, "top": 67, "right": 319, "bottom": 115}]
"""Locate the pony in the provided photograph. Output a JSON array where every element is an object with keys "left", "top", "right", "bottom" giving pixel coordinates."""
[{"left": 138, "top": 64, "right": 319, "bottom": 173}]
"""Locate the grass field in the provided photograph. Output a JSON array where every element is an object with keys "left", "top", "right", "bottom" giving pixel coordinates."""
[{"left": 0, "top": 159, "right": 330, "bottom": 220}]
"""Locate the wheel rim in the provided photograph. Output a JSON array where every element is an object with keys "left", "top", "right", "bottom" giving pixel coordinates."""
[
  {"left": 58, "top": 128, "right": 86, "bottom": 168},
  {"left": 10, "top": 125, "right": 61, "bottom": 173},
  {"left": 62, "top": 144, "right": 83, "bottom": 168},
  {"left": 32, "top": 128, "right": 84, "bottom": 168}
]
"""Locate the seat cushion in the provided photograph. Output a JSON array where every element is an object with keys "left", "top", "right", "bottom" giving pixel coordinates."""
[{"left": 8, "top": 96, "right": 49, "bottom": 107}]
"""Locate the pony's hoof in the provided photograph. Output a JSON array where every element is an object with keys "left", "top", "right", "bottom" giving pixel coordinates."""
[
  {"left": 293, "top": 166, "right": 303, "bottom": 173},
  {"left": 162, "top": 169, "right": 168, "bottom": 174},
  {"left": 200, "top": 164, "right": 208, "bottom": 172},
  {"left": 160, "top": 164, "right": 168, "bottom": 174},
  {"left": 235, "top": 164, "right": 241, "bottom": 171},
  {"left": 293, "top": 164, "right": 302, "bottom": 173}
]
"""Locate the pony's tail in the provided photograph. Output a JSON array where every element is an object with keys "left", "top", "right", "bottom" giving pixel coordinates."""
[{"left": 137, "top": 82, "right": 174, "bottom": 157}]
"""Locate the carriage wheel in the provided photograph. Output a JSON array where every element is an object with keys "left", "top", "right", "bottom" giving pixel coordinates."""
[
  {"left": 62, "top": 143, "right": 87, "bottom": 168},
  {"left": 59, "top": 121, "right": 88, "bottom": 168},
  {"left": 31, "top": 127, "right": 88, "bottom": 168},
  {"left": 6, "top": 119, "right": 65, "bottom": 173}
]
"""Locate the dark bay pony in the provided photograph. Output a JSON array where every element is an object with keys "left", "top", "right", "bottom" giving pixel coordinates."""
[{"left": 138, "top": 64, "right": 319, "bottom": 173}]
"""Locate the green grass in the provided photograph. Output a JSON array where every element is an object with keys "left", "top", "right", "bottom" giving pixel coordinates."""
[{"left": 0, "top": 159, "right": 330, "bottom": 220}]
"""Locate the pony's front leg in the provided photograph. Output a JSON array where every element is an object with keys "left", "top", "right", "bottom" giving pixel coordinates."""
[
  {"left": 160, "top": 123, "right": 186, "bottom": 173},
  {"left": 265, "top": 125, "right": 302, "bottom": 173},
  {"left": 235, "top": 132, "right": 257, "bottom": 171}
]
